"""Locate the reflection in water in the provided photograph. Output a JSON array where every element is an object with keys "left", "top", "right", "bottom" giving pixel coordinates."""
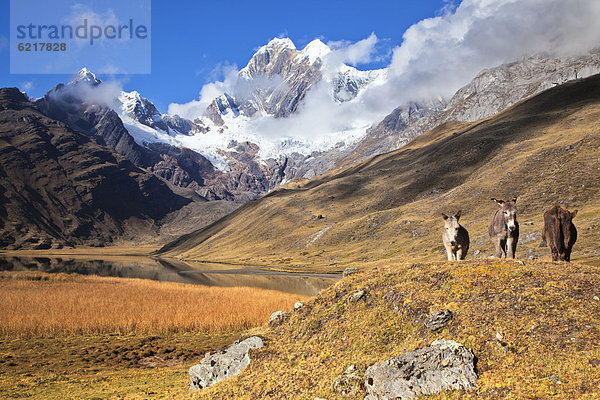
[{"left": 0, "top": 256, "right": 339, "bottom": 296}]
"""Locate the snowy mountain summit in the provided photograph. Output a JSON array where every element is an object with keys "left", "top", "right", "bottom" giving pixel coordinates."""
[{"left": 121, "top": 37, "right": 386, "bottom": 171}]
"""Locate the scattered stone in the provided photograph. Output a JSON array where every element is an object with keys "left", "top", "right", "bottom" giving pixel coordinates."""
[
  {"left": 424, "top": 309, "right": 453, "bottom": 331},
  {"left": 545, "top": 374, "right": 562, "bottom": 384},
  {"left": 472, "top": 250, "right": 481, "bottom": 256},
  {"left": 343, "top": 268, "right": 360, "bottom": 277},
  {"left": 332, "top": 364, "right": 363, "bottom": 397},
  {"left": 349, "top": 290, "right": 366, "bottom": 303},
  {"left": 294, "top": 301, "right": 304, "bottom": 311},
  {"left": 593, "top": 296, "right": 599, "bottom": 301},
  {"left": 269, "top": 311, "right": 290, "bottom": 327},
  {"left": 364, "top": 339, "right": 477, "bottom": 400},
  {"left": 495, "top": 331, "right": 510, "bottom": 353},
  {"left": 189, "top": 336, "right": 264, "bottom": 390}
]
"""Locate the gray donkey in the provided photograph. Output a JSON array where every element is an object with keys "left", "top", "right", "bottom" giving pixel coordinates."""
[
  {"left": 442, "top": 211, "right": 470, "bottom": 260},
  {"left": 489, "top": 197, "right": 519, "bottom": 258}
]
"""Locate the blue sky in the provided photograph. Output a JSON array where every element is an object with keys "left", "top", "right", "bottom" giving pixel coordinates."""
[{"left": 0, "top": 0, "right": 448, "bottom": 112}]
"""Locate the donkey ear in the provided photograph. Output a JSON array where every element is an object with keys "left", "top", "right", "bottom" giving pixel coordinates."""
[
  {"left": 455, "top": 210, "right": 462, "bottom": 220},
  {"left": 491, "top": 198, "right": 504, "bottom": 205},
  {"left": 512, "top": 196, "right": 518, "bottom": 203},
  {"left": 442, "top": 213, "right": 449, "bottom": 220},
  {"left": 571, "top": 209, "right": 578, "bottom": 218}
]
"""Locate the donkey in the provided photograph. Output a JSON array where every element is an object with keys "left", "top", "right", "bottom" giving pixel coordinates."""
[
  {"left": 541, "top": 205, "right": 577, "bottom": 262},
  {"left": 442, "top": 211, "right": 470, "bottom": 260},
  {"left": 489, "top": 197, "right": 519, "bottom": 258}
]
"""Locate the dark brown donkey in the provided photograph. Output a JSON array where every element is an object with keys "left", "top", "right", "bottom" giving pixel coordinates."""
[
  {"left": 489, "top": 197, "right": 519, "bottom": 258},
  {"left": 541, "top": 205, "right": 578, "bottom": 262}
]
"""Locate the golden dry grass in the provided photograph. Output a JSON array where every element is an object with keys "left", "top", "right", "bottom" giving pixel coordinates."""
[
  {"left": 0, "top": 271, "right": 306, "bottom": 337},
  {"left": 194, "top": 260, "right": 600, "bottom": 400}
]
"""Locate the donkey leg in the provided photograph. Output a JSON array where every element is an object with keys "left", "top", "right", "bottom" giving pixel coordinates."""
[
  {"left": 551, "top": 247, "right": 559, "bottom": 261},
  {"left": 494, "top": 239, "right": 503, "bottom": 258},
  {"left": 499, "top": 239, "right": 507, "bottom": 258},
  {"left": 507, "top": 237, "right": 517, "bottom": 259},
  {"left": 445, "top": 246, "right": 454, "bottom": 261}
]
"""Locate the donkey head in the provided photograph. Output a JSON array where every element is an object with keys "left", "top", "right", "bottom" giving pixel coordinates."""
[
  {"left": 442, "top": 210, "right": 462, "bottom": 246},
  {"left": 492, "top": 196, "right": 518, "bottom": 232}
]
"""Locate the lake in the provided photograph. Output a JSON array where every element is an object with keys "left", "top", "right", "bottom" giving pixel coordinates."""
[{"left": 0, "top": 255, "right": 339, "bottom": 296}]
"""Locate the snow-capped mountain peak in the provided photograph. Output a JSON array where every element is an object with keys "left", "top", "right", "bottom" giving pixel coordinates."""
[
  {"left": 71, "top": 67, "right": 102, "bottom": 86},
  {"left": 260, "top": 37, "right": 296, "bottom": 52},
  {"left": 299, "top": 39, "right": 331, "bottom": 64},
  {"left": 118, "top": 90, "right": 170, "bottom": 133}
]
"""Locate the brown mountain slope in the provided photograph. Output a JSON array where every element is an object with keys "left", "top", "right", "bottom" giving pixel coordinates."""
[
  {"left": 0, "top": 88, "right": 190, "bottom": 249},
  {"left": 158, "top": 74, "right": 600, "bottom": 267}
]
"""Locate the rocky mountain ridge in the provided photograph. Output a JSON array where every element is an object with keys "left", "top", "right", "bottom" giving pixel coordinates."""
[
  {"left": 0, "top": 88, "right": 191, "bottom": 249},
  {"left": 343, "top": 51, "right": 600, "bottom": 166}
]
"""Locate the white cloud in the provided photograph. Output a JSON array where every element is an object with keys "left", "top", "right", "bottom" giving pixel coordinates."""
[
  {"left": 325, "top": 33, "right": 379, "bottom": 66},
  {"left": 21, "top": 81, "right": 34, "bottom": 91},
  {"left": 50, "top": 78, "right": 124, "bottom": 110},
  {"left": 370, "top": 0, "right": 600, "bottom": 107}
]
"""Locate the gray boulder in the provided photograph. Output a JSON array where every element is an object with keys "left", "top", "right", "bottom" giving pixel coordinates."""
[
  {"left": 189, "top": 336, "right": 264, "bottom": 390},
  {"left": 349, "top": 290, "right": 367, "bottom": 303},
  {"left": 424, "top": 309, "right": 453, "bottom": 331},
  {"left": 364, "top": 339, "right": 477, "bottom": 400},
  {"left": 269, "top": 310, "right": 290, "bottom": 326},
  {"left": 343, "top": 268, "right": 360, "bottom": 277}
]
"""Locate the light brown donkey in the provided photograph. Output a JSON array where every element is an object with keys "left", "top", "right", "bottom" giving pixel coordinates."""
[{"left": 442, "top": 211, "right": 470, "bottom": 260}]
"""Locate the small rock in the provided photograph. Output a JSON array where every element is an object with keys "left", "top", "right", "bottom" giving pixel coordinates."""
[
  {"left": 332, "top": 364, "right": 363, "bottom": 397},
  {"left": 189, "top": 336, "right": 264, "bottom": 390},
  {"left": 424, "top": 309, "right": 453, "bottom": 331},
  {"left": 269, "top": 311, "right": 290, "bottom": 327},
  {"left": 294, "top": 301, "right": 304, "bottom": 311},
  {"left": 343, "top": 268, "right": 360, "bottom": 277},
  {"left": 364, "top": 339, "right": 477, "bottom": 400},
  {"left": 545, "top": 374, "right": 562, "bottom": 384},
  {"left": 589, "top": 359, "right": 600, "bottom": 367},
  {"left": 349, "top": 290, "right": 366, "bottom": 303},
  {"left": 515, "top": 260, "right": 525, "bottom": 265},
  {"left": 593, "top": 296, "right": 599, "bottom": 301},
  {"left": 472, "top": 250, "right": 481, "bottom": 256}
]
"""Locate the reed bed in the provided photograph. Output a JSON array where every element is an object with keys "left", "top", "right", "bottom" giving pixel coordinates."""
[{"left": 0, "top": 271, "right": 306, "bottom": 337}]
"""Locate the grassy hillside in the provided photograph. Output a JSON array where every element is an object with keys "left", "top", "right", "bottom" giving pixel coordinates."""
[
  {"left": 192, "top": 260, "right": 600, "bottom": 399},
  {"left": 158, "top": 74, "right": 600, "bottom": 269}
]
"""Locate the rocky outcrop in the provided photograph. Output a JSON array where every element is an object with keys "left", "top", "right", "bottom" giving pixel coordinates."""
[
  {"left": 119, "top": 90, "right": 170, "bottom": 132},
  {"left": 189, "top": 336, "right": 264, "bottom": 390},
  {"left": 162, "top": 114, "right": 209, "bottom": 135},
  {"left": 424, "top": 309, "right": 453, "bottom": 331},
  {"left": 333, "top": 364, "right": 363, "bottom": 397},
  {"left": 364, "top": 340, "right": 477, "bottom": 400}
]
